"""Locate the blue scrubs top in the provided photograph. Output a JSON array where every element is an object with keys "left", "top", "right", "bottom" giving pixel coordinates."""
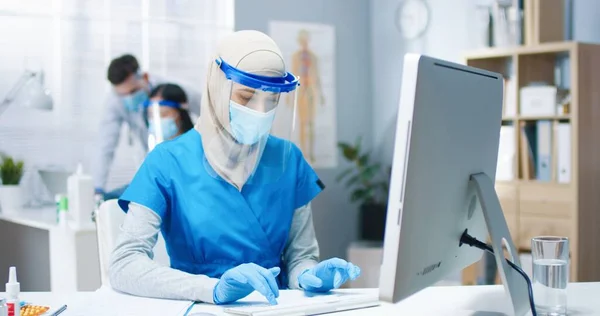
[{"left": 118, "top": 129, "right": 324, "bottom": 286}]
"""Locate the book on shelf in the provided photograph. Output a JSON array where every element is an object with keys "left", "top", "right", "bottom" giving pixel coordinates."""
[
  {"left": 519, "top": 122, "right": 536, "bottom": 180},
  {"left": 536, "top": 120, "right": 552, "bottom": 182},
  {"left": 556, "top": 122, "right": 571, "bottom": 183},
  {"left": 503, "top": 77, "right": 517, "bottom": 117},
  {"left": 496, "top": 125, "right": 516, "bottom": 181}
]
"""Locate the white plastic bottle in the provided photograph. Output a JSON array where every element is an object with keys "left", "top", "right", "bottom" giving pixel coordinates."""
[
  {"left": 6, "top": 267, "right": 20, "bottom": 316},
  {"left": 67, "top": 163, "right": 94, "bottom": 227},
  {"left": 0, "top": 298, "right": 8, "bottom": 316},
  {"left": 57, "top": 196, "right": 69, "bottom": 227}
]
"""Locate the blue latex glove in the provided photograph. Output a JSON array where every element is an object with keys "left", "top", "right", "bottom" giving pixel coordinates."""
[
  {"left": 213, "top": 263, "right": 280, "bottom": 305},
  {"left": 298, "top": 258, "right": 361, "bottom": 292}
]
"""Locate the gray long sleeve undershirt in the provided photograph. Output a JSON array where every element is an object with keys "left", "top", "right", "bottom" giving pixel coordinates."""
[{"left": 108, "top": 203, "right": 319, "bottom": 303}]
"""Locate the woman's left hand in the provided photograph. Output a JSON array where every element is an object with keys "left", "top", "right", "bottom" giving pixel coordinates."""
[{"left": 297, "top": 258, "right": 361, "bottom": 292}]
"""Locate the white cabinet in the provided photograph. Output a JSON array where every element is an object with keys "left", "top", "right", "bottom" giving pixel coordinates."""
[
  {"left": 346, "top": 241, "right": 383, "bottom": 288},
  {"left": 0, "top": 207, "right": 100, "bottom": 292}
]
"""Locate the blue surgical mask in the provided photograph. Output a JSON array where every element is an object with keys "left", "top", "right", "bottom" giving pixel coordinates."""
[
  {"left": 149, "top": 117, "right": 179, "bottom": 140},
  {"left": 123, "top": 89, "right": 148, "bottom": 112},
  {"left": 229, "top": 100, "right": 276, "bottom": 145}
]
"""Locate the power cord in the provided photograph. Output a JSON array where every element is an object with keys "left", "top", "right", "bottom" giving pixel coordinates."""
[{"left": 459, "top": 229, "right": 537, "bottom": 316}]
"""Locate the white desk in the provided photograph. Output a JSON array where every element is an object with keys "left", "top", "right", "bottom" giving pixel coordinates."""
[
  {"left": 0, "top": 207, "right": 100, "bottom": 292},
  {"left": 6, "top": 282, "right": 600, "bottom": 315}
]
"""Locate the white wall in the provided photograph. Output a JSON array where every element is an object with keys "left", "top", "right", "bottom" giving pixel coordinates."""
[{"left": 370, "top": 0, "right": 475, "bottom": 164}]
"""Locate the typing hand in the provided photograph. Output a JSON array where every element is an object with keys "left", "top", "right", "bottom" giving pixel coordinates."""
[
  {"left": 213, "top": 263, "right": 280, "bottom": 305},
  {"left": 298, "top": 258, "right": 361, "bottom": 292}
]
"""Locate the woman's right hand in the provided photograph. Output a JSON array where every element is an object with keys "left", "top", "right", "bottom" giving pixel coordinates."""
[{"left": 213, "top": 263, "right": 280, "bottom": 305}]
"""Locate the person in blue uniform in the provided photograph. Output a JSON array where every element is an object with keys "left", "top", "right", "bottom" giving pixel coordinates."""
[
  {"left": 108, "top": 30, "right": 361, "bottom": 305},
  {"left": 144, "top": 83, "right": 195, "bottom": 150}
]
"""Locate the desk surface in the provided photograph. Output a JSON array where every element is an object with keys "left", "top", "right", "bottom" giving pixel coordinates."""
[
  {"left": 0, "top": 206, "right": 95, "bottom": 231},
  {"left": 6, "top": 282, "right": 600, "bottom": 315}
]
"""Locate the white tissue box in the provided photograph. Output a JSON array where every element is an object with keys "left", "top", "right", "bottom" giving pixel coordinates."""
[{"left": 520, "top": 85, "right": 557, "bottom": 116}]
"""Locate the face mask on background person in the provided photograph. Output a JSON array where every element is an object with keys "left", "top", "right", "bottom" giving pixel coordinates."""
[
  {"left": 229, "top": 100, "right": 276, "bottom": 145},
  {"left": 148, "top": 117, "right": 179, "bottom": 140},
  {"left": 123, "top": 89, "right": 149, "bottom": 112}
]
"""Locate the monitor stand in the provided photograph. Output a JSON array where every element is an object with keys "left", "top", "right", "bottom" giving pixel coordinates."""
[{"left": 470, "top": 172, "right": 530, "bottom": 316}]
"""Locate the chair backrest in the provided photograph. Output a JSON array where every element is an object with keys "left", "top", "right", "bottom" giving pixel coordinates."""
[{"left": 95, "top": 199, "right": 169, "bottom": 286}]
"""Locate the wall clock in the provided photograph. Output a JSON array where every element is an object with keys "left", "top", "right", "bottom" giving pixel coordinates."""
[{"left": 396, "top": 0, "right": 431, "bottom": 40}]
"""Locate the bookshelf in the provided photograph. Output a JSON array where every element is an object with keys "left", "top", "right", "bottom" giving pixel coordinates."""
[{"left": 461, "top": 41, "right": 600, "bottom": 285}]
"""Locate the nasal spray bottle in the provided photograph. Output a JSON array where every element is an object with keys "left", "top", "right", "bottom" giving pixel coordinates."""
[{"left": 5, "top": 267, "right": 20, "bottom": 316}]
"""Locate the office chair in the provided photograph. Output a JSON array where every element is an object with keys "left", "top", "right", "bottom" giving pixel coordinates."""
[{"left": 95, "top": 199, "right": 169, "bottom": 286}]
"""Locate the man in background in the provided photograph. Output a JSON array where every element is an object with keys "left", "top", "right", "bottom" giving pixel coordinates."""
[{"left": 93, "top": 54, "right": 200, "bottom": 198}]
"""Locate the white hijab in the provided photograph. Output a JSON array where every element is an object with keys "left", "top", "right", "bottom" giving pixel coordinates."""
[{"left": 195, "top": 30, "right": 286, "bottom": 190}]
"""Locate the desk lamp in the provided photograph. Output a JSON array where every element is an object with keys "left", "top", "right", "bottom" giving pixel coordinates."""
[{"left": 0, "top": 69, "right": 53, "bottom": 117}]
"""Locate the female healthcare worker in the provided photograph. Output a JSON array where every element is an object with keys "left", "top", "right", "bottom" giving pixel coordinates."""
[
  {"left": 145, "top": 83, "right": 195, "bottom": 150},
  {"left": 109, "top": 30, "right": 361, "bottom": 305}
]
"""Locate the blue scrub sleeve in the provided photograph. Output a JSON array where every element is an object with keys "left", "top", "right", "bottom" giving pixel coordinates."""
[
  {"left": 118, "top": 147, "right": 170, "bottom": 219},
  {"left": 293, "top": 145, "right": 325, "bottom": 209}
]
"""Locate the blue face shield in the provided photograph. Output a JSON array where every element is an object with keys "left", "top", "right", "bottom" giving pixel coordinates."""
[
  {"left": 145, "top": 100, "right": 183, "bottom": 151},
  {"left": 123, "top": 89, "right": 149, "bottom": 112},
  {"left": 202, "top": 56, "right": 300, "bottom": 186}
]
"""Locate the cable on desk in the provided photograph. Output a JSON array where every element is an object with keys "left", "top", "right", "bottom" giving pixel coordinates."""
[
  {"left": 459, "top": 229, "right": 537, "bottom": 316},
  {"left": 183, "top": 302, "right": 198, "bottom": 316}
]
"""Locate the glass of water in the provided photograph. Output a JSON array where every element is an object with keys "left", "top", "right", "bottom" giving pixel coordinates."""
[{"left": 531, "top": 236, "right": 569, "bottom": 316}]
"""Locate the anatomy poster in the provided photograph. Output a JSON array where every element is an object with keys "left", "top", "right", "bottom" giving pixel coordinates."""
[{"left": 269, "top": 21, "right": 338, "bottom": 168}]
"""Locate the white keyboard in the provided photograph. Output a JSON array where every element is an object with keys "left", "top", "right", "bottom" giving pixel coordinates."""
[{"left": 223, "top": 294, "right": 380, "bottom": 316}]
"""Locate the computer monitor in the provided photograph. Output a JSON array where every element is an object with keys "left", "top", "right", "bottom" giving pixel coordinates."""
[{"left": 378, "top": 54, "right": 529, "bottom": 315}]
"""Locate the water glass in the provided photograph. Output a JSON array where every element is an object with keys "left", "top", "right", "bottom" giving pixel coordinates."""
[{"left": 531, "top": 236, "right": 569, "bottom": 316}]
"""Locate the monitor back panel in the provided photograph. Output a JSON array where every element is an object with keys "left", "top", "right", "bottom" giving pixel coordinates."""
[{"left": 380, "top": 54, "right": 504, "bottom": 303}]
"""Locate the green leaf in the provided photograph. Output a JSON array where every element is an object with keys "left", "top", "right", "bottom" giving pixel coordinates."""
[
  {"left": 337, "top": 142, "right": 358, "bottom": 161},
  {"left": 350, "top": 186, "right": 375, "bottom": 203},
  {"left": 350, "top": 188, "right": 368, "bottom": 202},
  {"left": 345, "top": 148, "right": 359, "bottom": 161},
  {"left": 358, "top": 153, "right": 369, "bottom": 167},
  {"left": 360, "top": 164, "right": 381, "bottom": 181},
  {"left": 345, "top": 172, "right": 362, "bottom": 188},
  {"left": 335, "top": 166, "right": 355, "bottom": 183},
  {"left": 337, "top": 142, "right": 351, "bottom": 150}
]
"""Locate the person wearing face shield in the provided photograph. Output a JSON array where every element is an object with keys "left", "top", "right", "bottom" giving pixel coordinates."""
[
  {"left": 145, "top": 83, "right": 195, "bottom": 151},
  {"left": 108, "top": 30, "right": 362, "bottom": 305},
  {"left": 92, "top": 54, "right": 201, "bottom": 198}
]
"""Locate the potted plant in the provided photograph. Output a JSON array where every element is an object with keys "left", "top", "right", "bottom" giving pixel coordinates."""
[
  {"left": 0, "top": 154, "right": 25, "bottom": 212},
  {"left": 337, "top": 137, "right": 390, "bottom": 241}
]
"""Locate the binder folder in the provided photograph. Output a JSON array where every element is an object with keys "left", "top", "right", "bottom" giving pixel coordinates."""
[
  {"left": 536, "top": 120, "right": 552, "bottom": 182},
  {"left": 557, "top": 122, "right": 571, "bottom": 183}
]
